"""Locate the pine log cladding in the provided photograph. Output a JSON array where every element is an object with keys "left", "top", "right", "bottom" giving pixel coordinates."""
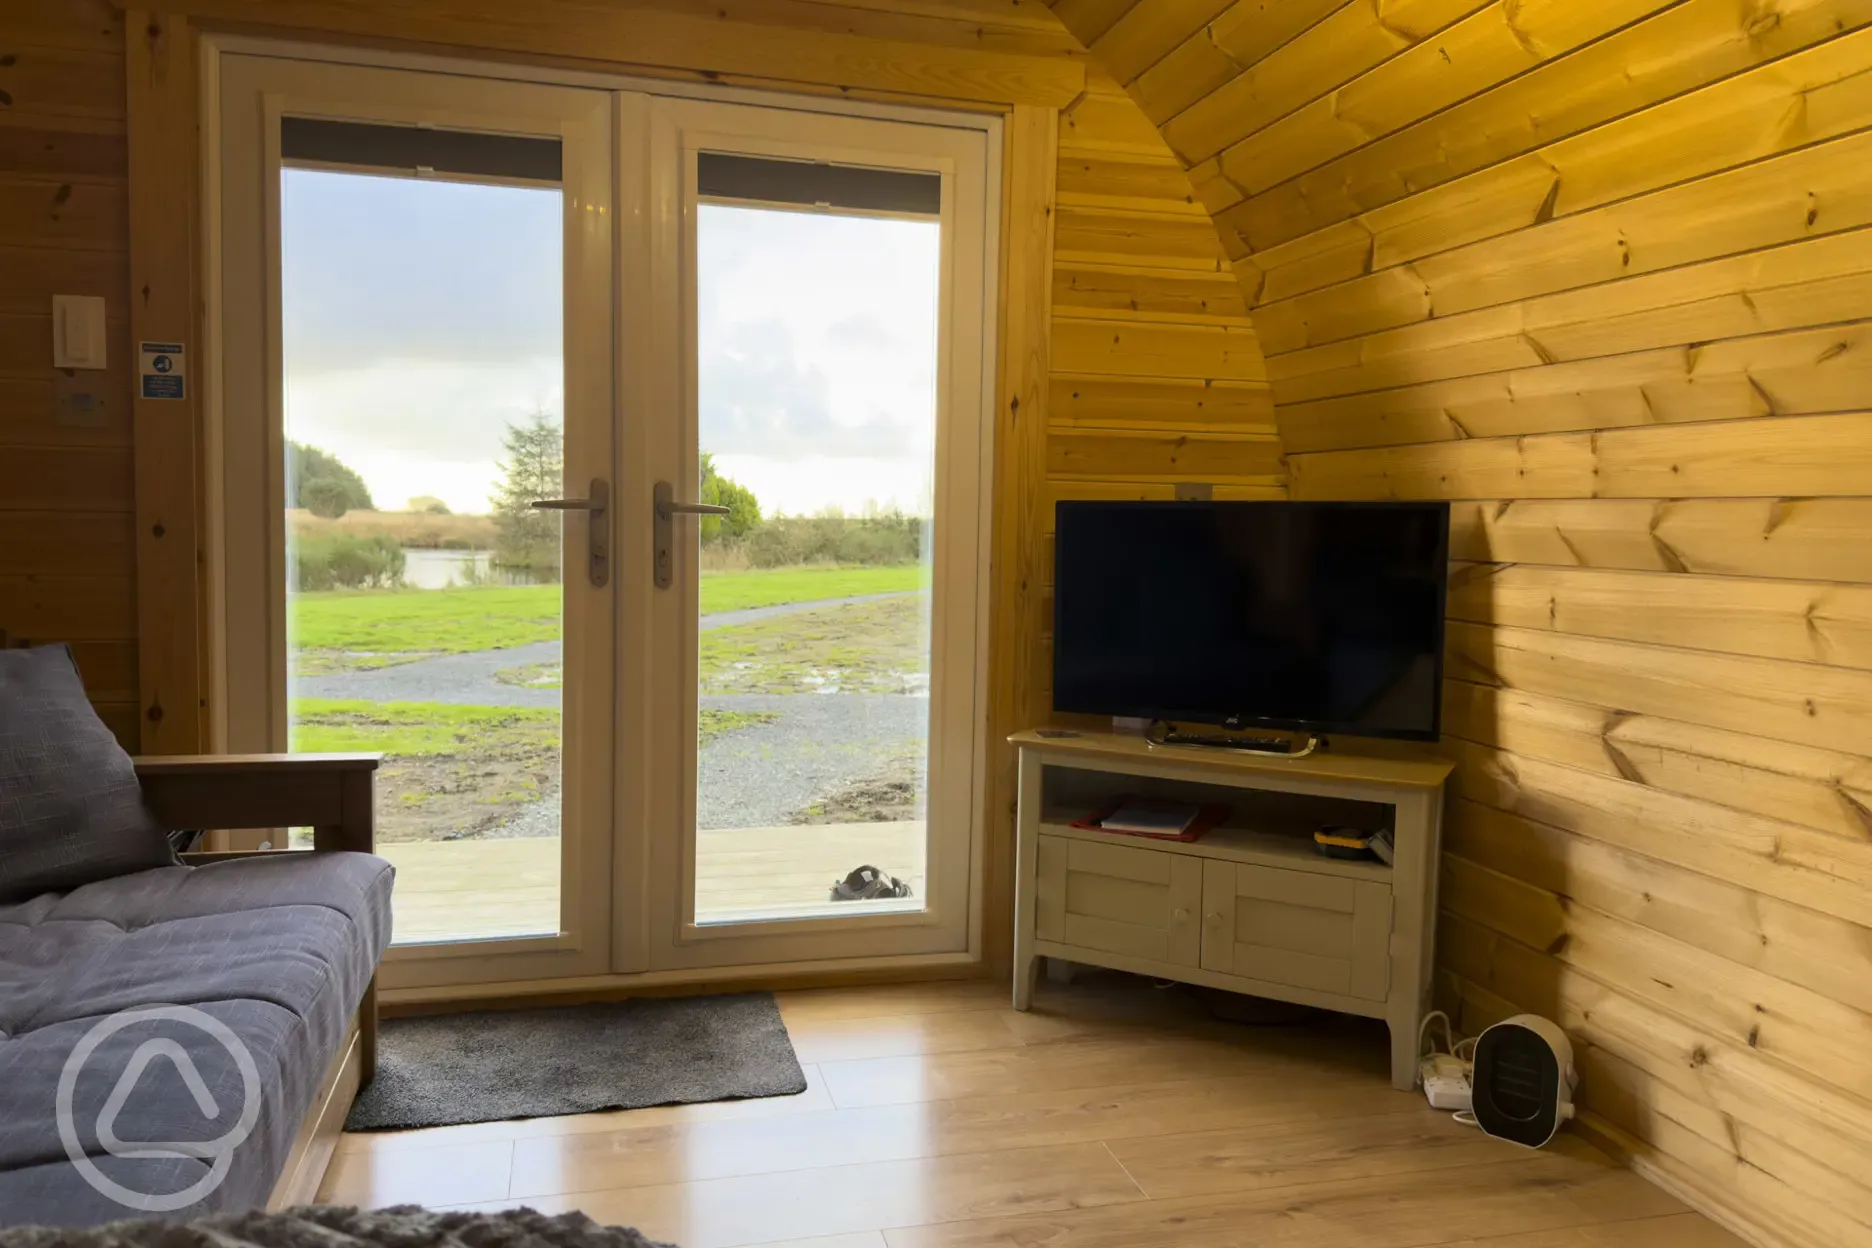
[
  {"left": 1212, "top": 0, "right": 1872, "bottom": 251},
  {"left": 1286, "top": 413, "right": 1872, "bottom": 501},
  {"left": 0, "top": 4, "right": 136, "bottom": 747},
  {"left": 1443, "top": 735, "right": 1872, "bottom": 928},
  {"left": 1278, "top": 326, "right": 1872, "bottom": 454},
  {"left": 1053, "top": 313, "right": 1267, "bottom": 379},
  {"left": 1053, "top": 261, "right": 1251, "bottom": 318},
  {"left": 1445, "top": 561, "right": 1872, "bottom": 669},
  {"left": 1443, "top": 679, "right": 1872, "bottom": 855},
  {"left": 1045, "top": 427, "right": 1283, "bottom": 480},
  {"left": 1443, "top": 497, "right": 1872, "bottom": 582},
  {"left": 162, "top": 0, "right": 1088, "bottom": 106},
  {"left": 1242, "top": 26, "right": 1872, "bottom": 308},
  {"left": 1048, "top": 375, "right": 1273, "bottom": 427},
  {"left": 1131, "top": 0, "right": 1344, "bottom": 124}
]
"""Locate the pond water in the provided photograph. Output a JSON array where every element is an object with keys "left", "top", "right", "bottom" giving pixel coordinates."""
[{"left": 401, "top": 548, "right": 559, "bottom": 589}]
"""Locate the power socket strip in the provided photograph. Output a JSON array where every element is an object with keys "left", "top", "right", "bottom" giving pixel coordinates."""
[{"left": 1420, "top": 1054, "right": 1473, "bottom": 1113}]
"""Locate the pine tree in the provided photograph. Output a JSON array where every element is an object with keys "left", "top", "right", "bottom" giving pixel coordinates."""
[{"left": 492, "top": 410, "right": 564, "bottom": 572}]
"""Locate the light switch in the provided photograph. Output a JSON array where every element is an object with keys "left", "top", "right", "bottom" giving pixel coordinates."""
[{"left": 52, "top": 295, "right": 108, "bottom": 369}]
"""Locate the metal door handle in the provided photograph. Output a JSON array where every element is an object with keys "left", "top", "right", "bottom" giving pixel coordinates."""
[
  {"left": 529, "top": 477, "right": 609, "bottom": 587},
  {"left": 656, "top": 498, "right": 731, "bottom": 519},
  {"left": 654, "top": 481, "right": 730, "bottom": 589}
]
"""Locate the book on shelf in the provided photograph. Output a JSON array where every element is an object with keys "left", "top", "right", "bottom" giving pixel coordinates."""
[{"left": 1071, "top": 797, "right": 1229, "bottom": 843}]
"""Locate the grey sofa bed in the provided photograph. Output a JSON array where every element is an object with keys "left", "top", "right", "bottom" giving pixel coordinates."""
[{"left": 0, "top": 645, "right": 392, "bottom": 1228}]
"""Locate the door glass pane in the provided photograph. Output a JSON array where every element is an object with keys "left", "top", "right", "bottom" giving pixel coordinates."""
[
  {"left": 691, "top": 191, "right": 940, "bottom": 923},
  {"left": 280, "top": 162, "right": 566, "bottom": 944}
]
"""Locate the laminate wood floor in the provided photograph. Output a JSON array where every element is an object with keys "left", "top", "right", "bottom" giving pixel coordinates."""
[{"left": 320, "top": 973, "right": 1744, "bottom": 1248}]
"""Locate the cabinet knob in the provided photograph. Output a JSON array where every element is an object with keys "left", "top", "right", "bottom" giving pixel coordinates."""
[
  {"left": 1206, "top": 912, "right": 1223, "bottom": 925},
  {"left": 1172, "top": 907, "right": 1190, "bottom": 922}
]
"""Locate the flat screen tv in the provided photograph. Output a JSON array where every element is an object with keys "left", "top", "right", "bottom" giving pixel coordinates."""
[{"left": 1052, "top": 500, "right": 1450, "bottom": 742}]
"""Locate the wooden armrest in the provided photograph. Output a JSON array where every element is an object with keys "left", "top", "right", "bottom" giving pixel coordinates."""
[
  {"left": 133, "top": 752, "right": 380, "bottom": 777},
  {"left": 135, "top": 753, "right": 380, "bottom": 855}
]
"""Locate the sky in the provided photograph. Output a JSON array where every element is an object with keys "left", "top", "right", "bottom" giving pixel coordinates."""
[{"left": 281, "top": 168, "right": 940, "bottom": 519}]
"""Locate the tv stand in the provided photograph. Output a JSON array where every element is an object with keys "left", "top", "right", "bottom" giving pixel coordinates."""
[
  {"left": 1009, "top": 727, "right": 1452, "bottom": 1091},
  {"left": 1146, "top": 720, "right": 1323, "bottom": 758}
]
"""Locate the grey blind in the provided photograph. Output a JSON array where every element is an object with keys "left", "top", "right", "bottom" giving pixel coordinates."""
[
  {"left": 280, "top": 117, "right": 563, "bottom": 183},
  {"left": 698, "top": 152, "right": 940, "bottom": 217}
]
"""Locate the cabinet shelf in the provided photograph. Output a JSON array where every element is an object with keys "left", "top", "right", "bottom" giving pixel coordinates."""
[{"left": 1036, "top": 816, "right": 1392, "bottom": 884}]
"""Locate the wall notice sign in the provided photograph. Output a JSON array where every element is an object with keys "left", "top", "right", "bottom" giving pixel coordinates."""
[{"left": 139, "top": 341, "right": 186, "bottom": 400}]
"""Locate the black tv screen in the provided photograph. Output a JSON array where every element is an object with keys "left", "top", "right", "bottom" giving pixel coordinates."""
[{"left": 1052, "top": 501, "right": 1450, "bottom": 742}]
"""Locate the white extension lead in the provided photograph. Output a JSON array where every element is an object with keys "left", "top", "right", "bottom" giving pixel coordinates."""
[{"left": 1418, "top": 1011, "right": 1476, "bottom": 1115}]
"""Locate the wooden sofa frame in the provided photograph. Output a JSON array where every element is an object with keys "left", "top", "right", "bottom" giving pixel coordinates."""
[{"left": 133, "top": 752, "right": 383, "bottom": 1207}]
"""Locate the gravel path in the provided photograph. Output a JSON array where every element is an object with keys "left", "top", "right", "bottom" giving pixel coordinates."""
[
  {"left": 456, "top": 694, "right": 926, "bottom": 838},
  {"left": 296, "top": 591, "right": 927, "bottom": 833},
  {"left": 695, "top": 694, "right": 926, "bottom": 830},
  {"left": 294, "top": 590, "right": 917, "bottom": 708}
]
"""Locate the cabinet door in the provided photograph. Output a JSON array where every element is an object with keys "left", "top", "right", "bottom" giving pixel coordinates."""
[
  {"left": 1035, "top": 836, "right": 1202, "bottom": 967},
  {"left": 1200, "top": 861, "right": 1392, "bottom": 1001}
]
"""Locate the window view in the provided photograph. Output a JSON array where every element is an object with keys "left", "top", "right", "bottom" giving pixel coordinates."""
[
  {"left": 281, "top": 167, "right": 567, "bottom": 943},
  {"left": 690, "top": 199, "right": 941, "bottom": 922}
]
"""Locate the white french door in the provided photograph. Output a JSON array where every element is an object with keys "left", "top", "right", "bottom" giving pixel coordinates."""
[
  {"left": 214, "top": 55, "right": 618, "bottom": 990},
  {"left": 211, "top": 48, "right": 993, "bottom": 994},
  {"left": 635, "top": 99, "right": 990, "bottom": 970}
]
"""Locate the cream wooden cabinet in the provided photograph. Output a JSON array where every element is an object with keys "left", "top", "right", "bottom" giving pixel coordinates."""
[
  {"left": 1034, "top": 837, "right": 1204, "bottom": 967},
  {"left": 1011, "top": 729, "right": 1453, "bottom": 1091}
]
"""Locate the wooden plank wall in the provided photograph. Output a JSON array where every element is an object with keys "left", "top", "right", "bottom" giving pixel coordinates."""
[
  {"left": 1040, "top": 1, "right": 1872, "bottom": 1245},
  {"left": 0, "top": 0, "right": 140, "bottom": 748},
  {"left": 1036, "top": 65, "right": 1281, "bottom": 694}
]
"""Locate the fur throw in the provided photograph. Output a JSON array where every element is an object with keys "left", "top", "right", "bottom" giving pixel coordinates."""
[{"left": 0, "top": 1204, "right": 674, "bottom": 1248}]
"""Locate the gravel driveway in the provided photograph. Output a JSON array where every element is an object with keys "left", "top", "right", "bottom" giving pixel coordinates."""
[
  {"left": 467, "top": 692, "right": 925, "bottom": 838},
  {"left": 295, "top": 590, "right": 916, "bottom": 708},
  {"left": 295, "top": 590, "right": 927, "bottom": 832}
]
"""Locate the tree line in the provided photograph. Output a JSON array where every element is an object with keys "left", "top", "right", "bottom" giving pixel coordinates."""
[{"left": 288, "top": 410, "right": 923, "bottom": 584}]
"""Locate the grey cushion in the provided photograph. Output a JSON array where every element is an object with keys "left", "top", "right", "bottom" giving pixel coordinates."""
[
  {"left": 0, "top": 645, "right": 175, "bottom": 904},
  {"left": 0, "top": 851, "right": 395, "bottom": 1227}
]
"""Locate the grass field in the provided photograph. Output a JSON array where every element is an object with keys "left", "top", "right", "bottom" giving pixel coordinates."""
[
  {"left": 292, "top": 564, "right": 925, "bottom": 671},
  {"left": 494, "top": 594, "right": 929, "bottom": 695}
]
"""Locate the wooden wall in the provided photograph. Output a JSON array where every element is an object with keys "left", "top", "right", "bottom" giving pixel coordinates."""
[
  {"left": 0, "top": 0, "right": 140, "bottom": 747},
  {"left": 1040, "top": 1, "right": 1872, "bottom": 1245}
]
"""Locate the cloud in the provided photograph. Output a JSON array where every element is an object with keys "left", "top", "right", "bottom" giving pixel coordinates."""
[
  {"left": 281, "top": 169, "right": 562, "bottom": 374},
  {"left": 285, "top": 357, "right": 561, "bottom": 513},
  {"left": 700, "top": 319, "right": 926, "bottom": 459},
  {"left": 695, "top": 209, "right": 939, "bottom": 474}
]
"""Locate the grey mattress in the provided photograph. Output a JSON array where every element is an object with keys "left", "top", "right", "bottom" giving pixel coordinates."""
[{"left": 0, "top": 853, "right": 393, "bottom": 1228}]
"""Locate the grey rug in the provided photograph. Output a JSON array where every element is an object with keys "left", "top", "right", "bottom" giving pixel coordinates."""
[
  {"left": 0, "top": 1206, "right": 671, "bottom": 1247},
  {"left": 346, "top": 992, "right": 807, "bottom": 1131}
]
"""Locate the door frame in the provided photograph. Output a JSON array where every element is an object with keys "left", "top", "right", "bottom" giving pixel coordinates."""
[
  {"left": 206, "top": 52, "right": 619, "bottom": 991},
  {"left": 200, "top": 34, "right": 1002, "bottom": 999}
]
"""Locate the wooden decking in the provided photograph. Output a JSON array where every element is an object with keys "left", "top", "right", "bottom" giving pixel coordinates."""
[{"left": 378, "top": 821, "right": 927, "bottom": 943}]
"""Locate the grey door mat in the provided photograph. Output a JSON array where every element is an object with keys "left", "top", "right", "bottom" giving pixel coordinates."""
[{"left": 345, "top": 991, "right": 807, "bottom": 1131}]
